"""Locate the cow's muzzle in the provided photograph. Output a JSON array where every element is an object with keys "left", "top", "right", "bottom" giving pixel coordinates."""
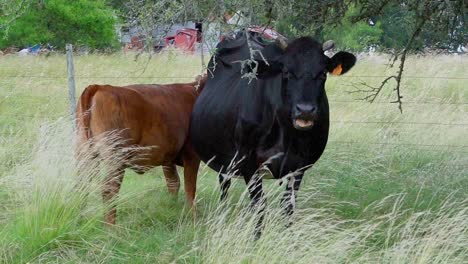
[{"left": 292, "top": 104, "right": 317, "bottom": 130}]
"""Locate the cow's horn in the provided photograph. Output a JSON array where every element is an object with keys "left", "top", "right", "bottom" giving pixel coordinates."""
[
  {"left": 323, "top": 40, "right": 334, "bottom": 51},
  {"left": 276, "top": 36, "right": 288, "bottom": 50}
]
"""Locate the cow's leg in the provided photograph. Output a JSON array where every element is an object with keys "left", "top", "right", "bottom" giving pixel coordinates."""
[
  {"left": 244, "top": 174, "right": 265, "bottom": 239},
  {"left": 281, "top": 172, "right": 304, "bottom": 226},
  {"left": 102, "top": 166, "right": 125, "bottom": 225},
  {"left": 245, "top": 174, "right": 264, "bottom": 207},
  {"left": 219, "top": 173, "right": 231, "bottom": 201},
  {"left": 163, "top": 164, "right": 180, "bottom": 195}
]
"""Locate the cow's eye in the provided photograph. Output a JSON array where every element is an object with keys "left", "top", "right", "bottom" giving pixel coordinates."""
[{"left": 319, "top": 71, "right": 327, "bottom": 80}]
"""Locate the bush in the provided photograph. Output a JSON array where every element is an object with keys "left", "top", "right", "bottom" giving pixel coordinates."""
[
  {"left": 323, "top": 7, "right": 383, "bottom": 51},
  {"left": 0, "top": 0, "right": 119, "bottom": 50}
]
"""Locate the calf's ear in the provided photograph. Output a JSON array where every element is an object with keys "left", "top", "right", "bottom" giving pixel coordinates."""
[{"left": 327, "top": 51, "right": 356, "bottom": 75}]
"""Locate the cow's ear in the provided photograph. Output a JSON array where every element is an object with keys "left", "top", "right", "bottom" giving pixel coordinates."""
[
  {"left": 327, "top": 51, "right": 356, "bottom": 75},
  {"left": 255, "top": 60, "right": 283, "bottom": 78},
  {"left": 247, "top": 42, "right": 284, "bottom": 78}
]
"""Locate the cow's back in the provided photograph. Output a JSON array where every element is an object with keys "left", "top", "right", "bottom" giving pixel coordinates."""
[{"left": 77, "top": 83, "right": 198, "bottom": 169}]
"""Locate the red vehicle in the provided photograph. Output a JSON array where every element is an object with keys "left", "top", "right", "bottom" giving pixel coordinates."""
[
  {"left": 164, "top": 26, "right": 283, "bottom": 53},
  {"left": 164, "top": 28, "right": 200, "bottom": 53},
  {"left": 246, "top": 26, "right": 284, "bottom": 40}
]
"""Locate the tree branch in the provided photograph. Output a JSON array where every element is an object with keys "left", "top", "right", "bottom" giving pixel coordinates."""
[{"left": 351, "top": 3, "right": 431, "bottom": 113}]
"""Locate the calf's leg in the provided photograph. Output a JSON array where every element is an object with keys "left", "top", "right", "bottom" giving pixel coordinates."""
[
  {"left": 182, "top": 144, "right": 200, "bottom": 219},
  {"left": 102, "top": 166, "right": 125, "bottom": 225},
  {"left": 163, "top": 164, "right": 180, "bottom": 195}
]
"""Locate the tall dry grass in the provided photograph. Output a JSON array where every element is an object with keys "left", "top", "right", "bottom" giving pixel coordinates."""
[
  {"left": 0, "top": 119, "right": 149, "bottom": 262},
  {"left": 0, "top": 52, "right": 466, "bottom": 263},
  {"left": 192, "top": 193, "right": 468, "bottom": 263},
  {"left": 1, "top": 119, "right": 466, "bottom": 263}
]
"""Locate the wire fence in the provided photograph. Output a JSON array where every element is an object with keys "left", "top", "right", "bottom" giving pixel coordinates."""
[
  {"left": 2, "top": 113, "right": 467, "bottom": 127},
  {"left": 1, "top": 62, "right": 467, "bottom": 166}
]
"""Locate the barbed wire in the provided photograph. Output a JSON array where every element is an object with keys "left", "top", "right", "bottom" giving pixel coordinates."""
[
  {"left": 0, "top": 75, "right": 194, "bottom": 79},
  {"left": 327, "top": 158, "right": 468, "bottom": 170},
  {"left": 330, "top": 100, "right": 468, "bottom": 105},
  {"left": 329, "top": 140, "right": 468, "bottom": 149},
  {"left": 1, "top": 112, "right": 467, "bottom": 127},
  {"left": 0, "top": 129, "right": 466, "bottom": 155},
  {"left": 337, "top": 75, "right": 468, "bottom": 80},
  {"left": 1, "top": 75, "right": 468, "bottom": 80},
  {"left": 1, "top": 74, "right": 466, "bottom": 157},
  {"left": 332, "top": 121, "right": 468, "bottom": 126},
  {"left": 2, "top": 94, "right": 467, "bottom": 106},
  {"left": 327, "top": 141, "right": 468, "bottom": 155},
  {"left": 2, "top": 115, "right": 468, "bottom": 155}
]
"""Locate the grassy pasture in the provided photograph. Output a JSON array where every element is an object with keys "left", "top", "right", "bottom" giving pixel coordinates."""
[{"left": 0, "top": 52, "right": 467, "bottom": 263}]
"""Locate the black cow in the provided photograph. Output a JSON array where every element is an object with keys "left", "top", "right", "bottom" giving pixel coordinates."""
[{"left": 190, "top": 31, "right": 356, "bottom": 235}]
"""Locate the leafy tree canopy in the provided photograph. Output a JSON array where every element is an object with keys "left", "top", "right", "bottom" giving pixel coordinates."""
[{"left": 0, "top": 0, "right": 118, "bottom": 50}]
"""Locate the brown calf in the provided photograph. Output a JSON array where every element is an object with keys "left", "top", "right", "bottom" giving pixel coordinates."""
[{"left": 76, "top": 75, "right": 206, "bottom": 224}]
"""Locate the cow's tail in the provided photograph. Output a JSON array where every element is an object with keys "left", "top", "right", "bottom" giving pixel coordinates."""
[
  {"left": 75, "top": 85, "right": 102, "bottom": 189},
  {"left": 77, "top": 85, "right": 102, "bottom": 140}
]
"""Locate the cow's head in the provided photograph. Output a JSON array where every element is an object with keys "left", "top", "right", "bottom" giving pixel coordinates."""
[{"left": 255, "top": 36, "right": 356, "bottom": 130}]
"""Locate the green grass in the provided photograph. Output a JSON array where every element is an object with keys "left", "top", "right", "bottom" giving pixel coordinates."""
[{"left": 0, "top": 51, "right": 467, "bottom": 263}]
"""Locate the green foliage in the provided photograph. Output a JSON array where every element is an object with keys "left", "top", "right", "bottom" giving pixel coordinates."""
[
  {"left": 275, "top": 5, "right": 383, "bottom": 51},
  {"left": 0, "top": 0, "right": 119, "bottom": 50},
  {"left": 0, "top": 0, "right": 35, "bottom": 33},
  {"left": 419, "top": 14, "right": 468, "bottom": 50},
  {"left": 273, "top": 0, "right": 347, "bottom": 38},
  {"left": 377, "top": 4, "right": 421, "bottom": 50},
  {"left": 0, "top": 7, "right": 52, "bottom": 48},
  {"left": 323, "top": 7, "right": 383, "bottom": 51}
]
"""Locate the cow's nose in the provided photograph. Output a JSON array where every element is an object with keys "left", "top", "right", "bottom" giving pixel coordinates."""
[{"left": 295, "top": 103, "right": 317, "bottom": 114}]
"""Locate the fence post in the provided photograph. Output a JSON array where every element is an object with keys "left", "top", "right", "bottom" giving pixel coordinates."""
[{"left": 66, "top": 43, "right": 76, "bottom": 130}]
